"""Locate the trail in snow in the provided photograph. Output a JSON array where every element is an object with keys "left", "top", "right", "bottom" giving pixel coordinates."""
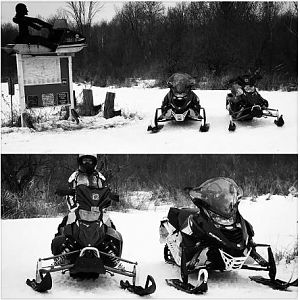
[
  {"left": 1, "top": 195, "right": 297, "bottom": 299},
  {"left": 1, "top": 83, "right": 297, "bottom": 154}
]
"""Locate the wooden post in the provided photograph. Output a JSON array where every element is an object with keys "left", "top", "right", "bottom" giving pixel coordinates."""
[
  {"left": 68, "top": 55, "right": 74, "bottom": 109},
  {"left": 8, "top": 77, "right": 15, "bottom": 126},
  {"left": 16, "top": 54, "right": 25, "bottom": 127},
  {"left": 82, "top": 89, "right": 94, "bottom": 116},
  {"left": 104, "top": 92, "right": 116, "bottom": 119}
]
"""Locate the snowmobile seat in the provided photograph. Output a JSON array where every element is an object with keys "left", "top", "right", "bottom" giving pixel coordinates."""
[{"left": 168, "top": 207, "right": 199, "bottom": 231}]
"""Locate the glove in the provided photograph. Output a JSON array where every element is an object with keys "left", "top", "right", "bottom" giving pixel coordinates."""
[{"left": 110, "top": 192, "right": 119, "bottom": 202}]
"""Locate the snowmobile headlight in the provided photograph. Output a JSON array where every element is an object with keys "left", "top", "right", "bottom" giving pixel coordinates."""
[
  {"left": 174, "top": 93, "right": 187, "bottom": 99},
  {"left": 208, "top": 210, "right": 236, "bottom": 226},
  {"left": 244, "top": 85, "right": 255, "bottom": 93}
]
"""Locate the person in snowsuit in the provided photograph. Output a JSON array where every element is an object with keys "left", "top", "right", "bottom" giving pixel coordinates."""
[
  {"left": 226, "top": 69, "right": 269, "bottom": 114},
  {"left": 161, "top": 73, "right": 201, "bottom": 116},
  {"left": 51, "top": 154, "right": 118, "bottom": 264},
  {"left": 13, "top": 3, "right": 59, "bottom": 50}
]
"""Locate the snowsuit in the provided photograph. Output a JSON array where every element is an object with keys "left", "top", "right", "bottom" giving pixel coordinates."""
[{"left": 51, "top": 169, "right": 115, "bottom": 256}]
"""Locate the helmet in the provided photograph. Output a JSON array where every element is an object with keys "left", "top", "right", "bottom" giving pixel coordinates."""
[
  {"left": 15, "top": 3, "right": 28, "bottom": 15},
  {"left": 78, "top": 154, "right": 97, "bottom": 174},
  {"left": 189, "top": 177, "right": 243, "bottom": 224}
]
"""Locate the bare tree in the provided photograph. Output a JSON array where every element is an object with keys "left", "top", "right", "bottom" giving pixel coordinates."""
[{"left": 65, "top": 1, "right": 104, "bottom": 36}]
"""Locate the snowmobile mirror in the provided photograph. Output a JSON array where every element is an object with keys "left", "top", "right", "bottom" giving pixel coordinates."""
[
  {"left": 167, "top": 81, "right": 173, "bottom": 88},
  {"left": 55, "top": 188, "right": 74, "bottom": 197}
]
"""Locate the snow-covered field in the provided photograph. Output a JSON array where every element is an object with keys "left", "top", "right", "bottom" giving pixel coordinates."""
[
  {"left": 1, "top": 195, "right": 297, "bottom": 299},
  {"left": 1, "top": 83, "right": 297, "bottom": 154}
]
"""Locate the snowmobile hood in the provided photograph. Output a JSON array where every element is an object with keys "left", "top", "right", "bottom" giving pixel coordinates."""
[{"left": 189, "top": 177, "right": 243, "bottom": 219}]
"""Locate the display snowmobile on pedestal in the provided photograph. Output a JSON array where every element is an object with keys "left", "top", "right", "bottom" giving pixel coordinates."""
[
  {"left": 159, "top": 177, "right": 297, "bottom": 294},
  {"left": 3, "top": 19, "right": 86, "bottom": 56},
  {"left": 147, "top": 73, "right": 210, "bottom": 133},
  {"left": 226, "top": 73, "right": 284, "bottom": 131},
  {"left": 26, "top": 185, "right": 156, "bottom": 296}
]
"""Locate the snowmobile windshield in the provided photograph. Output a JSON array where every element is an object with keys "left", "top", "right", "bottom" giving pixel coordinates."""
[
  {"left": 189, "top": 177, "right": 243, "bottom": 220},
  {"left": 168, "top": 73, "right": 195, "bottom": 97}
]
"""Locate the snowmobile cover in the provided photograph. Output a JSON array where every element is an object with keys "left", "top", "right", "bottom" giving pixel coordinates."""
[
  {"left": 189, "top": 177, "right": 243, "bottom": 219},
  {"left": 167, "top": 73, "right": 196, "bottom": 95}
]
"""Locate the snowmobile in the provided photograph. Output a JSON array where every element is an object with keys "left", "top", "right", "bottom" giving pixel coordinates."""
[
  {"left": 159, "top": 177, "right": 297, "bottom": 294},
  {"left": 3, "top": 19, "right": 86, "bottom": 55},
  {"left": 147, "top": 73, "right": 210, "bottom": 133},
  {"left": 226, "top": 77, "right": 284, "bottom": 131},
  {"left": 26, "top": 184, "right": 156, "bottom": 296}
]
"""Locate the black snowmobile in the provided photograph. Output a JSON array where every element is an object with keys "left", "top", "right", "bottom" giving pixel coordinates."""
[
  {"left": 26, "top": 185, "right": 156, "bottom": 296},
  {"left": 226, "top": 74, "right": 284, "bottom": 131},
  {"left": 159, "top": 177, "right": 297, "bottom": 294},
  {"left": 147, "top": 73, "right": 210, "bottom": 133}
]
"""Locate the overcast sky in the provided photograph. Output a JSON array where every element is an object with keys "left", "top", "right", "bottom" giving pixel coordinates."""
[
  {"left": 1, "top": 1, "right": 178, "bottom": 24},
  {"left": 1, "top": 1, "right": 127, "bottom": 24}
]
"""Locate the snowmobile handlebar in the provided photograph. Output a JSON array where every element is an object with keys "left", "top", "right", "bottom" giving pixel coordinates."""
[{"left": 55, "top": 188, "right": 75, "bottom": 197}]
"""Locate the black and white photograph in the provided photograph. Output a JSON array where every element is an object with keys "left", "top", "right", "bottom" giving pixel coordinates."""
[
  {"left": 1, "top": 1, "right": 298, "bottom": 153},
  {"left": 1, "top": 1, "right": 298, "bottom": 300},
  {"left": 1, "top": 154, "right": 298, "bottom": 298}
]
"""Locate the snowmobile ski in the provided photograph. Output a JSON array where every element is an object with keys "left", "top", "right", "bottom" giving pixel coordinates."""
[
  {"left": 120, "top": 275, "right": 156, "bottom": 296},
  {"left": 26, "top": 271, "right": 52, "bottom": 293},
  {"left": 249, "top": 276, "right": 298, "bottom": 291},
  {"left": 200, "top": 123, "right": 210, "bottom": 132},
  {"left": 165, "top": 278, "right": 208, "bottom": 294},
  {"left": 166, "top": 268, "right": 208, "bottom": 295},
  {"left": 147, "top": 124, "right": 164, "bottom": 133},
  {"left": 274, "top": 115, "right": 284, "bottom": 127}
]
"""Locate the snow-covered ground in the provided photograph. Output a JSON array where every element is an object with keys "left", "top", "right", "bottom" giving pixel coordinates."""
[
  {"left": 1, "top": 83, "right": 297, "bottom": 154},
  {"left": 1, "top": 195, "right": 297, "bottom": 299}
]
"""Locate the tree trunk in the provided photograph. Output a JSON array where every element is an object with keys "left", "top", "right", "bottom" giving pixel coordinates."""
[
  {"left": 104, "top": 92, "right": 121, "bottom": 119},
  {"left": 82, "top": 89, "right": 94, "bottom": 116}
]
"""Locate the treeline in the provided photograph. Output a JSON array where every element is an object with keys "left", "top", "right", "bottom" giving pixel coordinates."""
[
  {"left": 1, "top": 154, "right": 297, "bottom": 218},
  {"left": 1, "top": 2, "right": 298, "bottom": 89}
]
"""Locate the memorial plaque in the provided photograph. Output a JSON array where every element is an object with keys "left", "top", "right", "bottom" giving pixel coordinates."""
[
  {"left": 57, "top": 92, "right": 69, "bottom": 105},
  {"left": 23, "top": 57, "right": 61, "bottom": 86},
  {"left": 42, "top": 93, "right": 55, "bottom": 106},
  {"left": 27, "top": 95, "right": 39, "bottom": 108}
]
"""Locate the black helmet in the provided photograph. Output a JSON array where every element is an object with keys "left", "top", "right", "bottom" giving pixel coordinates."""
[
  {"left": 15, "top": 3, "right": 28, "bottom": 15},
  {"left": 78, "top": 154, "right": 97, "bottom": 174}
]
